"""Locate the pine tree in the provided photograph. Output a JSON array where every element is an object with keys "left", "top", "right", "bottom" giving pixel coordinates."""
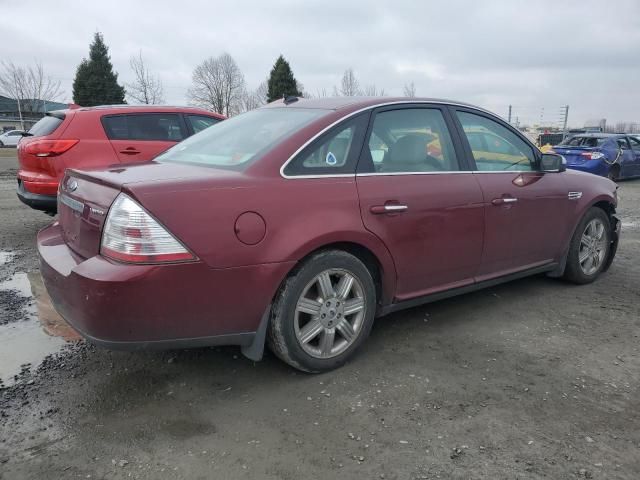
[
  {"left": 267, "top": 55, "right": 301, "bottom": 103},
  {"left": 72, "top": 32, "right": 126, "bottom": 106}
]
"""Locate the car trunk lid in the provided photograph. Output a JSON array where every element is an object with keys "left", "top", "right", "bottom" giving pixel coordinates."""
[
  {"left": 552, "top": 145, "right": 596, "bottom": 165},
  {"left": 57, "top": 162, "right": 248, "bottom": 259},
  {"left": 58, "top": 173, "right": 121, "bottom": 259}
]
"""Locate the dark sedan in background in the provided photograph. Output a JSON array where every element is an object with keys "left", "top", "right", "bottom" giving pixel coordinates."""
[{"left": 552, "top": 133, "right": 640, "bottom": 181}]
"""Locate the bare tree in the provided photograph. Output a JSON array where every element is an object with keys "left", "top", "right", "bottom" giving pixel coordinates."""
[
  {"left": 188, "top": 53, "right": 246, "bottom": 116},
  {"left": 340, "top": 68, "right": 361, "bottom": 96},
  {"left": 126, "top": 51, "right": 164, "bottom": 105},
  {"left": 403, "top": 82, "right": 416, "bottom": 97},
  {"left": 363, "top": 84, "right": 386, "bottom": 96},
  {"left": 0, "top": 61, "right": 63, "bottom": 129},
  {"left": 238, "top": 80, "right": 268, "bottom": 113}
]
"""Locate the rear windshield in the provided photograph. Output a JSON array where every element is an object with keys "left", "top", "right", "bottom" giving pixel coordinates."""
[
  {"left": 28, "top": 114, "right": 65, "bottom": 137},
  {"left": 156, "top": 108, "right": 327, "bottom": 169},
  {"left": 561, "top": 136, "right": 607, "bottom": 147}
]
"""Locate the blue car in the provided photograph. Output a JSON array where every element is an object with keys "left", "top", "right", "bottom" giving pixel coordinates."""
[{"left": 552, "top": 134, "right": 640, "bottom": 181}]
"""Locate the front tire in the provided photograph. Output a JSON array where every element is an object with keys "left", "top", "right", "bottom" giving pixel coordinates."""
[
  {"left": 267, "top": 250, "right": 376, "bottom": 372},
  {"left": 563, "top": 207, "right": 611, "bottom": 284}
]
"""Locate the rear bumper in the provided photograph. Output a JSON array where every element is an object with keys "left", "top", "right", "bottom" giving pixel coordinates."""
[
  {"left": 566, "top": 160, "right": 608, "bottom": 177},
  {"left": 16, "top": 180, "right": 57, "bottom": 212},
  {"left": 37, "top": 223, "right": 294, "bottom": 350}
]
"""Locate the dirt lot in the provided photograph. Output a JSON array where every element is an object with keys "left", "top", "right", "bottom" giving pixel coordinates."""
[{"left": 0, "top": 148, "right": 639, "bottom": 480}]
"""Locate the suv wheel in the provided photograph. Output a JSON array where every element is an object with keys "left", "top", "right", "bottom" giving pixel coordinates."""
[
  {"left": 563, "top": 207, "right": 611, "bottom": 284},
  {"left": 267, "top": 250, "right": 376, "bottom": 372}
]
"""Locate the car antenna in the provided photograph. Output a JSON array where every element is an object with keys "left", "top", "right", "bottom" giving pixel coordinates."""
[{"left": 283, "top": 95, "right": 299, "bottom": 105}]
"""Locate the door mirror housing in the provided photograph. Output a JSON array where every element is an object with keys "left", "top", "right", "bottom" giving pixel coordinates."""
[{"left": 540, "top": 153, "right": 566, "bottom": 172}]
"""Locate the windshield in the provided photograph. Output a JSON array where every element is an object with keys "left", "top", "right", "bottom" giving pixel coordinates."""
[
  {"left": 560, "top": 136, "right": 607, "bottom": 147},
  {"left": 156, "top": 108, "right": 327, "bottom": 169}
]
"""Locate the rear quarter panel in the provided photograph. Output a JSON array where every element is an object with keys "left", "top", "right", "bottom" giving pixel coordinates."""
[{"left": 127, "top": 176, "right": 398, "bottom": 304}]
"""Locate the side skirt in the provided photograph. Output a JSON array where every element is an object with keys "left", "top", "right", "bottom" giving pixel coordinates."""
[{"left": 379, "top": 263, "right": 557, "bottom": 316}]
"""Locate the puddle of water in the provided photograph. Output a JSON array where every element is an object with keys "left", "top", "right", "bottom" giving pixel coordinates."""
[
  {"left": 0, "top": 250, "right": 15, "bottom": 266},
  {"left": 0, "top": 271, "right": 80, "bottom": 386}
]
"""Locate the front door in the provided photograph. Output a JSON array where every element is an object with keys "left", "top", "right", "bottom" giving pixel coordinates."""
[
  {"left": 356, "top": 106, "right": 485, "bottom": 301},
  {"left": 102, "top": 113, "right": 186, "bottom": 163},
  {"left": 452, "top": 109, "right": 570, "bottom": 280}
]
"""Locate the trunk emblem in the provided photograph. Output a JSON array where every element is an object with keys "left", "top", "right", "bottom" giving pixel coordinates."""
[{"left": 66, "top": 178, "right": 78, "bottom": 192}]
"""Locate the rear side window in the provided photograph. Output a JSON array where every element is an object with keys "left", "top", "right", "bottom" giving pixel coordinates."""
[
  {"left": 616, "top": 138, "right": 630, "bottom": 150},
  {"left": 102, "top": 114, "right": 186, "bottom": 141},
  {"left": 283, "top": 114, "right": 368, "bottom": 176},
  {"left": 28, "top": 115, "right": 64, "bottom": 137},
  {"left": 186, "top": 114, "right": 220, "bottom": 134}
]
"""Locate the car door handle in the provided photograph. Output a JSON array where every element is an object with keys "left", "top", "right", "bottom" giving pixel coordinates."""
[
  {"left": 370, "top": 204, "right": 409, "bottom": 214},
  {"left": 120, "top": 147, "right": 141, "bottom": 155},
  {"left": 491, "top": 197, "right": 518, "bottom": 206}
]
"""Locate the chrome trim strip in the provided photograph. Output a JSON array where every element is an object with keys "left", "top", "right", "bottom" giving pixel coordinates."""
[
  {"left": 279, "top": 100, "right": 507, "bottom": 180},
  {"left": 568, "top": 191, "right": 583, "bottom": 200},
  {"left": 356, "top": 170, "right": 473, "bottom": 177},
  {"left": 59, "top": 193, "right": 84, "bottom": 213},
  {"left": 502, "top": 198, "right": 518, "bottom": 203},
  {"left": 473, "top": 170, "right": 537, "bottom": 174}
]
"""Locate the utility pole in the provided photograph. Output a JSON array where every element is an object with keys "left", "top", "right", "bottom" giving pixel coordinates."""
[
  {"left": 508, "top": 105, "right": 512, "bottom": 124},
  {"left": 562, "top": 105, "right": 569, "bottom": 132}
]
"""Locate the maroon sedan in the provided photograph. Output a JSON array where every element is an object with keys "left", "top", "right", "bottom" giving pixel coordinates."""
[{"left": 38, "top": 97, "right": 620, "bottom": 372}]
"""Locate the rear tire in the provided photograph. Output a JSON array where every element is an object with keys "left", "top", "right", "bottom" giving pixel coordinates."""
[
  {"left": 267, "top": 250, "right": 376, "bottom": 373},
  {"left": 607, "top": 165, "right": 620, "bottom": 182},
  {"left": 563, "top": 207, "right": 611, "bottom": 284}
]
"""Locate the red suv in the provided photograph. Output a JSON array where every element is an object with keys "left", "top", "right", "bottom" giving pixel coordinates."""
[{"left": 17, "top": 105, "right": 224, "bottom": 213}]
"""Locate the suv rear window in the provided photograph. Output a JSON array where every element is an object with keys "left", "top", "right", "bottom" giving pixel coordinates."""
[
  {"left": 102, "top": 114, "right": 186, "bottom": 142},
  {"left": 28, "top": 114, "right": 65, "bottom": 137}
]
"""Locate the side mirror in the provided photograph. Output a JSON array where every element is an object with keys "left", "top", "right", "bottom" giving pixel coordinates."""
[{"left": 540, "top": 153, "right": 566, "bottom": 173}]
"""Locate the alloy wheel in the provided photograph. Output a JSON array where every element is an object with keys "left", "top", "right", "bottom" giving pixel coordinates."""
[
  {"left": 578, "top": 218, "right": 608, "bottom": 276},
  {"left": 294, "top": 268, "right": 366, "bottom": 359}
]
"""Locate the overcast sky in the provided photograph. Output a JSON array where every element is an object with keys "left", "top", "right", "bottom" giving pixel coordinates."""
[{"left": 1, "top": 0, "right": 639, "bottom": 127}]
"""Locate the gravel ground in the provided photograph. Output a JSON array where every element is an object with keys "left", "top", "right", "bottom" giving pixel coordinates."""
[{"left": 0, "top": 149, "right": 639, "bottom": 479}]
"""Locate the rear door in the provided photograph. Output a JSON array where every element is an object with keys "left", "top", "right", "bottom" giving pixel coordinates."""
[
  {"left": 627, "top": 136, "right": 640, "bottom": 177},
  {"left": 102, "top": 113, "right": 187, "bottom": 163},
  {"left": 452, "top": 108, "right": 569, "bottom": 280},
  {"left": 356, "top": 105, "right": 485, "bottom": 301},
  {"left": 617, "top": 137, "right": 637, "bottom": 178}
]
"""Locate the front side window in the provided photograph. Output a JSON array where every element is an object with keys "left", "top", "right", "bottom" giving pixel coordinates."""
[
  {"left": 157, "top": 108, "right": 326, "bottom": 170},
  {"left": 103, "top": 114, "right": 185, "bottom": 142},
  {"left": 366, "top": 108, "right": 460, "bottom": 173},
  {"left": 457, "top": 111, "right": 536, "bottom": 171},
  {"left": 187, "top": 114, "right": 220, "bottom": 134}
]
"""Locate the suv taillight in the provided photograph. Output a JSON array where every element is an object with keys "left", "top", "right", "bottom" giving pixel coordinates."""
[
  {"left": 24, "top": 139, "right": 79, "bottom": 157},
  {"left": 101, "top": 193, "right": 195, "bottom": 264}
]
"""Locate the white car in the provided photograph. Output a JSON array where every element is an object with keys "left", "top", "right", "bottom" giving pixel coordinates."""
[{"left": 0, "top": 129, "right": 26, "bottom": 147}]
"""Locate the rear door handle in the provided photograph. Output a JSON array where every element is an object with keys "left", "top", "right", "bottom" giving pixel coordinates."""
[
  {"left": 120, "top": 147, "right": 141, "bottom": 155},
  {"left": 370, "top": 204, "right": 408, "bottom": 214},
  {"left": 491, "top": 197, "right": 518, "bottom": 206}
]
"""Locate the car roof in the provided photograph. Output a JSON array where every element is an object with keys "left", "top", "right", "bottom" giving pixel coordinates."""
[
  {"left": 571, "top": 133, "right": 624, "bottom": 138},
  {"left": 262, "top": 96, "right": 490, "bottom": 113},
  {"left": 62, "top": 104, "right": 225, "bottom": 118}
]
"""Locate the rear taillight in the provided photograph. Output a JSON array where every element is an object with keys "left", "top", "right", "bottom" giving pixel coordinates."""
[
  {"left": 24, "top": 139, "right": 79, "bottom": 157},
  {"left": 101, "top": 193, "right": 195, "bottom": 264},
  {"left": 581, "top": 151, "right": 605, "bottom": 160}
]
